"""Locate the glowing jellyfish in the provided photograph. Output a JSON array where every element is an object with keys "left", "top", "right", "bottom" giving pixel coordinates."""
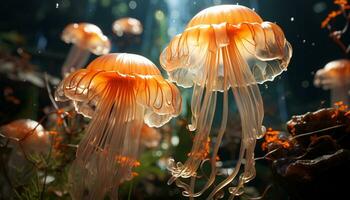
[
  {"left": 160, "top": 5, "right": 292, "bottom": 198},
  {"left": 314, "top": 59, "right": 350, "bottom": 105},
  {"left": 0, "top": 119, "right": 50, "bottom": 183},
  {"left": 61, "top": 23, "right": 111, "bottom": 76},
  {"left": 0, "top": 119, "right": 50, "bottom": 154},
  {"left": 55, "top": 53, "right": 181, "bottom": 199},
  {"left": 112, "top": 18, "right": 143, "bottom": 37}
]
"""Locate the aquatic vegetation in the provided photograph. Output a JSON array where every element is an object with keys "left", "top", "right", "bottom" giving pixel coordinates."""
[
  {"left": 160, "top": 4, "right": 292, "bottom": 199},
  {"left": 61, "top": 23, "right": 111, "bottom": 76},
  {"left": 261, "top": 128, "right": 290, "bottom": 151},
  {"left": 315, "top": 0, "right": 350, "bottom": 106},
  {"left": 263, "top": 104, "right": 350, "bottom": 199},
  {"left": 55, "top": 53, "right": 182, "bottom": 199},
  {"left": 314, "top": 60, "right": 350, "bottom": 105},
  {"left": 112, "top": 18, "right": 143, "bottom": 37},
  {"left": 321, "top": 0, "right": 350, "bottom": 55}
]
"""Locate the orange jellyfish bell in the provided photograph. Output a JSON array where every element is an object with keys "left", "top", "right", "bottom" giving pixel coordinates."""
[
  {"left": 0, "top": 119, "right": 50, "bottom": 153},
  {"left": 112, "top": 17, "right": 143, "bottom": 36},
  {"left": 55, "top": 53, "right": 181, "bottom": 199},
  {"left": 160, "top": 4, "right": 292, "bottom": 199},
  {"left": 61, "top": 23, "right": 111, "bottom": 76},
  {"left": 314, "top": 59, "right": 350, "bottom": 105}
]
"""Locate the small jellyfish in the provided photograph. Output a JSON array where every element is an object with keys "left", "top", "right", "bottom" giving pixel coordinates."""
[
  {"left": 0, "top": 119, "right": 50, "bottom": 154},
  {"left": 55, "top": 53, "right": 181, "bottom": 199},
  {"left": 160, "top": 5, "right": 292, "bottom": 199},
  {"left": 61, "top": 23, "right": 111, "bottom": 76},
  {"left": 314, "top": 59, "right": 350, "bottom": 105},
  {"left": 0, "top": 119, "right": 50, "bottom": 184},
  {"left": 112, "top": 18, "right": 143, "bottom": 37}
]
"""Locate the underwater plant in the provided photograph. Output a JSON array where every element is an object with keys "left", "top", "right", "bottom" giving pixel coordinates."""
[
  {"left": 160, "top": 4, "right": 292, "bottom": 199},
  {"left": 314, "top": 59, "right": 350, "bottom": 105},
  {"left": 55, "top": 53, "right": 182, "bottom": 199},
  {"left": 262, "top": 102, "right": 350, "bottom": 200},
  {"left": 61, "top": 23, "right": 111, "bottom": 76},
  {"left": 112, "top": 18, "right": 143, "bottom": 37},
  {"left": 321, "top": 0, "right": 350, "bottom": 55},
  {"left": 314, "top": 0, "right": 350, "bottom": 106}
]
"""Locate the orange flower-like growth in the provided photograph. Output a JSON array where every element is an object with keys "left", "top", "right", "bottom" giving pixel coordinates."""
[
  {"left": 332, "top": 101, "right": 350, "bottom": 118},
  {"left": 321, "top": 11, "right": 343, "bottom": 28},
  {"left": 321, "top": 0, "right": 350, "bottom": 28},
  {"left": 335, "top": 0, "right": 349, "bottom": 6},
  {"left": 55, "top": 53, "right": 181, "bottom": 200},
  {"left": 261, "top": 128, "right": 291, "bottom": 151}
]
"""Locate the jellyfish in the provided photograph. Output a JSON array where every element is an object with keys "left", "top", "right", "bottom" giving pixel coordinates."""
[
  {"left": 61, "top": 23, "right": 111, "bottom": 76},
  {"left": 314, "top": 59, "right": 350, "bottom": 106},
  {"left": 55, "top": 53, "right": 181, "bottom": 199},
  {"left": 160, "top": 5, "right": 292, "bottom": 199},
  {"left": 0, "top": 119, "right": 50, "bottom": 188},
  {"left": 0, "top": 119, "right": 50, "bottom": 154},
  {"left": 112, "top": 18, "right": 143, "bottom": 37}
]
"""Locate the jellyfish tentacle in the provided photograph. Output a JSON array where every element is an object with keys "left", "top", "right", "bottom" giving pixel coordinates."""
[
  {"left": 206, "top": 40, "right": 264, "bottom": 199},
  {"left": 168, "top": 52, "right": 218, "bottom": 183},
  {"left": 70, "top": 80, "right": 143, "bottom": 200},
  {"left": 61, "top": 45, "right": 81, "bottom": 75},
  {"left": 180, "top": 49, "right": 230, "bottom": 198},
  {"left": 182, "top": 87, "right": 229, "bottom": 198},
  {"left": 188, "top": 83, "right": 204, "bottom": 131},
  {"left": 169, "top": 87, "right": 217, "bottom": 181},
  {"left": 171, "top": 89, "right": 217, "bottom": 194},
  {"left": 62, "top": 45, "right": 91, "bottom": 76},
  {"left": 77, "top": 70, "right": 104, "bottom": 96},
  {"left": 230, "top": 38, "right": 263, "bottom": 184}
]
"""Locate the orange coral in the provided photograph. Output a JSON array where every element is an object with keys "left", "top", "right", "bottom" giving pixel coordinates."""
[
  {"left": 115, "top": 155, "right": 141, "bottom": 167},
  {"left": 321, "top": 0, "right": 350, "bottom": 54},
  {"left": 332, "top": 101, "right": 350, "bottom": 118},
  {"left": 261, "top": 128, "right": 291, "bottom": 151},
  {"left": 321, "top": 11, "right": 342, "bottom": 28},
  {"left": 335, "top": 0, "right": 349, "bottom": 6}
]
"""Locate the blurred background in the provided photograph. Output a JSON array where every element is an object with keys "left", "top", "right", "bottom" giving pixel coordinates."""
[{"left": 0, "top": 0, "right": 347, "bottom": 199}]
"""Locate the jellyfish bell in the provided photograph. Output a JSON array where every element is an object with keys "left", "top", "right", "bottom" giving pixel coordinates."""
[
  {"left": 0, "top": 119, "right": 50, "bottom": 154},
  {"left": 112, "top": 17, "right": 143, "bottom": 37},
  {"left": 314, "top": 59, "right": 350, "bottom": 105},
  {"left": 55, "top": 53, "right": 181, "bottom": 199},
  {"left": 160, "top": 4, "right": 292, "bottom": 199},
  {"left": 61, "top": 23, "right": 111, "bottom": 76},
  {"left": 0, "top": 119, "right": 50, "bottom": 186}
]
